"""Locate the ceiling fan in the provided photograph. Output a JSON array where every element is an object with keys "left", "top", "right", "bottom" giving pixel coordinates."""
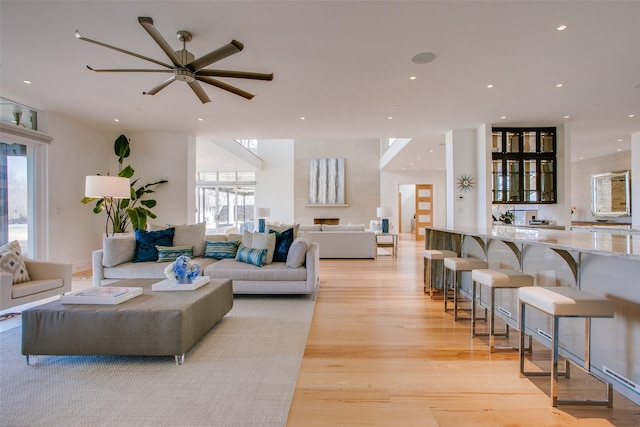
[{"left": 75, "top": 17, "right": 273, "bottom": 104}]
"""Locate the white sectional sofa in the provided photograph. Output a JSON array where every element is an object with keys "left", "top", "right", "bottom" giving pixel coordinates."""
[
  {"left": 92, "top": 225, "right": 320, "bottom": 297},
  {"left": 300, "top": 224, "right": 377, "bottom": 259}
]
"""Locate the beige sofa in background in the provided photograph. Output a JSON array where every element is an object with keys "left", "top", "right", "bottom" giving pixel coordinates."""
[
  {"left": 300, "top": 224, "right": 377, "bottom": 259},
  {"left": 1, "top": 259, "right": 72, "bottom": 311}
]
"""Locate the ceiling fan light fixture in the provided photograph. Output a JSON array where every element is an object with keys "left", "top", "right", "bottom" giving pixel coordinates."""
[{"left": 175, "top": 69, "right": 195, "bottom": 82}]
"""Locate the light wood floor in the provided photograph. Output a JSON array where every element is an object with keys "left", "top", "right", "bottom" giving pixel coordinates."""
[{"left": 287, "top": 236, "right": 640, "bottom": 427}]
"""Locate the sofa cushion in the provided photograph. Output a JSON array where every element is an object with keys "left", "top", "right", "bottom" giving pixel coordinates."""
[
  {"left": 150, "top": 222, "right": 206, "bottom": 257},
  {"left": 134, "top": 228, "right": 175, "bottom": 262},
  {"left": 203, "top": 240, "right": 240, "bottom": 259},
  {"left": 12, "top": 278, "right": 63, "bottom": 298},
  {"left": 269, "top": 227, "right": 295, "bottom": 262},
  {"left": 286, "top": 237, "right": 309, "bottom": 268},
  {"left": 321, "top": 224, "right": 365, "bottom": 231},
  {"left": 103, "top": 258, "right": 218, "bottom": 280},
  {"left": 205, "top": 259, "right": 307, "bottom": 282},
  {"left": 235, "top": 245, "right": 267, "bottom": 267},
  {"left": 156, "top": 245, "right": 193, "bottom": 262},
  {"left": 299, "top": 224, "right": 322, "bottom": 232},
  {"left": 102, "top": 234, "right": 136, "bottom": 267},
  {"left": 205, "top": 234, "right": 228, "bottom": 242},
  {"left": 242, "top": 231, "right": 276, "bottom": 264},
  {"left": 0, "top": 240, "right": 30, "bottom": 284}
]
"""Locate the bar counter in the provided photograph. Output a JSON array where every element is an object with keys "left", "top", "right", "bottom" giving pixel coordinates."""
[{"left": 426, "top": 225, "right": 640, "bottom": 405}]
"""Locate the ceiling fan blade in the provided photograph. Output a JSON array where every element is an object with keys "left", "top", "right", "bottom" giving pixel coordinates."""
[
  {"left": 75, "top": 30, "right": 173, "bottom": 69},
  {"left": 188, "top": 40, "right": 244, "bottom": 72},
  {"left": 196, "top": 76, "right": 254, "bottom": 100},
  {"left": 197, "top": 69, "right": 274, "bottom": 81},
  {"left": 143, "top": 76, "right": 176, "bottom": 96},
  {"left": 86, "top": 66, "right": 172, "bottom": 73},
  {"left": 187, "top": 81, "right": 211, "bottom": 104},
  {"left": 138, "top": 17, "right": 184, "bottom": 67}
]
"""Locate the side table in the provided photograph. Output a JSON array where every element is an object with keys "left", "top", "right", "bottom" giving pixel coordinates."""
[{"left": 376, "top": 233, "right": 398, "bottom": 257}]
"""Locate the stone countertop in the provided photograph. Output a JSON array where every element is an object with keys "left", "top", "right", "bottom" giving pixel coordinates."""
[{"left": 426, "top": 225, "right": 640, "bottom": 261}]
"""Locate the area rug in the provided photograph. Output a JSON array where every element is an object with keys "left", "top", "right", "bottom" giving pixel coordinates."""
[{"left": 0, "top": 295, "right": 315, "bottom": 427}]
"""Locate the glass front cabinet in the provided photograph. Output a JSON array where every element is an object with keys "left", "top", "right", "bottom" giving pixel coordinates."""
[{"left": 492, "top": 127, "right": 556, "bottom": 204}]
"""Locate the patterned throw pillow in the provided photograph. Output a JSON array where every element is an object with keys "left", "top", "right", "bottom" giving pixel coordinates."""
[
  {"left": 235, "top": 245, "right": 267, "bottom": 267},
  {"left": 134, "top": 228, "right": 175, "bottom": 262},
  {"left": 269, "top": 227, "right": 295, "bottom": 262},
  {"left": 155, "top": 245, "right": 194, "bottom": 263},
  {"left": 0, "top": 240, "right": 30, "bottom": 284},
  {"left": 203, "top": 240, "right": 240, "bottom": 259},
  {"left": 247, "top": 232, "right": 277, "bottom": 264}
]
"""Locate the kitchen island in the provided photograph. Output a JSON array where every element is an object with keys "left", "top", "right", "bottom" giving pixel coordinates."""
[{"left": 426, "top": 225, "right": 640, "bottom": 405}]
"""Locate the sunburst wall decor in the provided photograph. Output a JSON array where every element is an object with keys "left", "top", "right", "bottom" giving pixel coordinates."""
[{"left": 457, "top": 173, "right": 474, "bottom": 192}]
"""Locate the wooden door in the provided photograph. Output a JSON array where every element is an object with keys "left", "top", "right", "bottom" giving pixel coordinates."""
[{"left": 415, "top": 184, "right": 433, "bottom": 241}]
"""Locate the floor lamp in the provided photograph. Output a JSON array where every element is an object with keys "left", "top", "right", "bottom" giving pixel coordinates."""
[
  {"left": 256, "top": 207, "right": 270, "bottom": 233},
  {"left": 85, "top": 175, "right": 131, "bottom": 236}
]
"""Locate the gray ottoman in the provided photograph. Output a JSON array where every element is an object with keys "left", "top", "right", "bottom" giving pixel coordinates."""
[{"left": 22, "top": 278, "right": 233, "bottom": 364}]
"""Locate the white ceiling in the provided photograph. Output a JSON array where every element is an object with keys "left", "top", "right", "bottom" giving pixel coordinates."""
[{"left": 1, "top": 1, "right": 639, "bottom": 172}]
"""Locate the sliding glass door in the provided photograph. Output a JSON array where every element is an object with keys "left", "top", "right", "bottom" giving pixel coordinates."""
[{"left": 1, "top": 142, "right": 31, "bottom": 256}]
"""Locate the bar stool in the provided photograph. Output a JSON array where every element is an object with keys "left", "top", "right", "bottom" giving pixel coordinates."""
[
  {"left": 443, "top": 257, "right": 487, "bottom": 320},
  {"left": 518, "top": 286, "right": 615, "bottom": 407},
  {"left": 471, "top": 269, "right": 534, "bottom": 352},
  {"left": 423, "top": 249, "right": 458, "bottom": 297}
]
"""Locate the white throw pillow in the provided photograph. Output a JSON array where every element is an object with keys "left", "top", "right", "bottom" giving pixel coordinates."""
[
  {"left": 286, "top": 237, "right": 309, "bottom": 268},
  {"left": 171, "top": 222, "right": 206, "bottom": 257},
  {"left": 0, "top": 240, "right": 30, "bottom": 284},
  {"left": 102, "top": 234, "right": 136, "bottom": 267},
  {"left": 242, "top": 232, "right": 276, "bottom": 264}
]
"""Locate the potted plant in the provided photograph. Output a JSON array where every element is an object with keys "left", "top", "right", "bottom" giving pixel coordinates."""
[{"left": 82, "top": 134, "right": 168, "bottom": 232}]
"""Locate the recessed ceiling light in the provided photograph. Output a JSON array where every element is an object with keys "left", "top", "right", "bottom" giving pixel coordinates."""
[
  {"left": 198, "top": 118, "right": 203, "bottom": 121},
  {"left": 557, "top": 24, "right": 567, "bottom": 31},
  {"left": 113, "top": 119, "right": 119, "bottom": 122},
  {"left": 409, "top": 76, "right": 416, "bottom": 80},
  {"left": 23, "top": 80, "right": 31, "bottom": 85},
  {"left": 617, "top": 148, "right": 622, "bottom": 152},
  {"left": 629, "top": 114, "right": 635, "bottom": 118},
  {"left": 556, "top": 83, "right": 564, "bottom": 88},
  {"left": 501, "top": 116, "right": 507, "bottom": 119},
  {"left": 411, "top": 52, "right": 436, "bottom": 64},
  {"left": 564, "top": 115, "right": 570, "bottom": 119},
  {"left": 618, "top": 139, "right": 623, "bottom": 142},
  {"left": 580, "top": 157, "right": 584, "bottom": 160},
  {"left": 300, "top": 117, "right": 306, "bottom": 120},
  {"left": 486, "top": 84, "right": 494, "bottom": 89},
  {"left": 429, "top": 149, "right": 433, "bottom": 153},
  {"left": 388, "top": 116, "right": 393, "bottom": 120}
]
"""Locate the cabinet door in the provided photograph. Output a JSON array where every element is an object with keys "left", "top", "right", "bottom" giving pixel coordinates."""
[
  {"left": 523, "top": 159, "right": 537, "bottom": 202},
  {"left": 492, "top": 160, "right": 505, "bottom": 202},
  {"left": 507, "top": 159, "right": 520, "bottom": 202},
  {"left": 540, "top": 159, "right": 555, "bottom": 202}
]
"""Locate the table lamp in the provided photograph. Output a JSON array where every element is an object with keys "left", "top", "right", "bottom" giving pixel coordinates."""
[
  {"left": 85, "top": 175, "right": 131, "bottom": 236},
  {"left": 377, "top": 207, "right": 392, "bottom": 233},
  {"left": 256, "top": 207, "right": 271, "bottom": 233}
]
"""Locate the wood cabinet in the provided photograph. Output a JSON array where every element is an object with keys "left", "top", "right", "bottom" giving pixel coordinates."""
[{"left": 491, "top": 127, "right": 556, "bottom": 204}]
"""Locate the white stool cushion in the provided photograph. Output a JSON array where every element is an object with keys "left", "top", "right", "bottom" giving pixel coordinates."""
[
  {"left": 472, "top": 269, "right": 534, "bottom": 288},
  {"left": 423, "top": 250, "right": 458, "bottom": 260},
  {"left": 519, "top": 286, "right": 614, "bottom": 317},
  {"left": 444, "top": 257, "right": 488, "bottom": 271}
]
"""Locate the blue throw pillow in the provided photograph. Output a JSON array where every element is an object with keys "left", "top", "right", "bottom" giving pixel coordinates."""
[
  {"left": 235, "top": 245, "right": 266, "bottom": 267},
  {"left": 203, "top": 240, "right": 240, "bottom": 259},
  {"left": 134, "top": 228, "right": 175, "bottom": 262},
  {"left": 269, "top": 228, "right": 294, "bottom": 262}
]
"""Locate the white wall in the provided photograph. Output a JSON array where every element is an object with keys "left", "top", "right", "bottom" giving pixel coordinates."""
[
  {"left": 256, "top": 139, "right": 295, "bottom": 224},
  {"left": 45, "top": 112, "right": 111, "bottom": 269},
  {"left": 126, "top": 132, "right": 195, "bottom": 226},
  {"left": 293, "top": 139, "right": 380, "bottom": 225},
  {"left": 445, "top": 129, "right": 478, "bottom": 228}
]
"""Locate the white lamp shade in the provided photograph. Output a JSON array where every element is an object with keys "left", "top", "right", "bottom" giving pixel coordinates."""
[
  {"left": 256, "top": 207, "right": 271, "bottom": 218},
  {"left": 377, "top": 207, "right": 392, "bottom": 218},
  {"left": 85, "top": 176, "right": 130, "bottom": 199}
]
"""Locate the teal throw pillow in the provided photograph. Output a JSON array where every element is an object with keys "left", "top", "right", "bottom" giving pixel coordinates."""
[
  {"left": 269, "top": 228, "right": 294, "bottom": 262},
  {"left": 204, "top": 240, "right": 240, "bottom": 259},
  {"left": 235, "top": 245, "right": 266, "bottom": 267},
  {"left": 134, "top": 228, "right": 175, "bottom": 262},
  {"left": 155, "top": 245, "right": 193, "bottom": 263}
]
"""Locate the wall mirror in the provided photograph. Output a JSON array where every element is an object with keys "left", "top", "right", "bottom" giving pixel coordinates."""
[{"left": 591, "top": 170, "right": 631, "bottom": 217}]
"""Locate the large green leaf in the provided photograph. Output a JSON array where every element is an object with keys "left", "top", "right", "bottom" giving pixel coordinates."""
[{"left": 114, "top": 134, "right": 130, "bottom": 164}]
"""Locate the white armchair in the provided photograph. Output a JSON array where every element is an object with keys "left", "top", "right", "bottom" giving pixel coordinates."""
[{"left": 0, "top": 258, "right": 72, "bottom": 311}]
